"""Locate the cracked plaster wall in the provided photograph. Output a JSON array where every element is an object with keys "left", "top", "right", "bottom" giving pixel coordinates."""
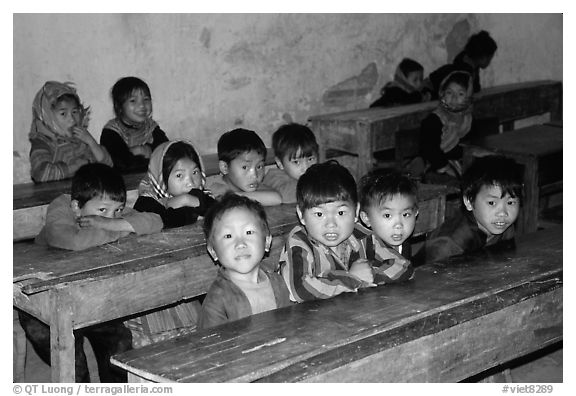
[{"left": 13, "top": 13, "right": 562, "bottom": 183}]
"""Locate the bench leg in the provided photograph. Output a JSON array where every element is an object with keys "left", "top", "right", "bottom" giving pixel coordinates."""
[
  {"left": 13, "top": 309, "right": 27, "bottom": 382},
  {"left": 50, "top": 291, "right": 76, "bottom": 382}
]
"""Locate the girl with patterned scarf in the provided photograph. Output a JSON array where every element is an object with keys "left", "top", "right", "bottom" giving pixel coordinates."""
[
  {"left": 370, "top": 58, "right": 431, "bottom": 108},
  {"left": 29, "top": 81, "right": 113, "bottom": 183},
  {"left": 100, "top": 77, "right": 168, "bottom": 173},
  {"left": 134, "top": 140, "right": 216, "bottom": 229},
  {"left": 419, "top": 70, "right": 474, "bottom": 180}
]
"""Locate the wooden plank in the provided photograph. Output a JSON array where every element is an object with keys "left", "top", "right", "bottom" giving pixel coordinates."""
[{"left": 110, "top": 226, "right": 561, "bottom": 383}]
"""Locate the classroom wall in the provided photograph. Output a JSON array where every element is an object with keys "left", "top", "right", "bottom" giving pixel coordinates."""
[{"left": 13, "top": 13, "right": 563, "bottom": 184}]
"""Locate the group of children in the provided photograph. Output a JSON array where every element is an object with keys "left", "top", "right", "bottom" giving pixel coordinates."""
[{"left": 20, "top": 28, "right": 526, "bottom": 383}]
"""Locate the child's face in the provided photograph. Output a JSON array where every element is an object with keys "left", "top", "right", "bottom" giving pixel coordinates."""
[
  {"left": 121, "top": 89, "right": 152, "bottom": 124},
  {"left": 278, "top": 149, "right": 318, "bottom": 181},
  {"left": 406, "top": 71, "right": 423, "bottom": 90},
  {"left": 297, "top": 200, "right": 359, "bottom": 248},
  {"left": 441, "top": 82, "right": 468, "bottom": 108},
  {"left": 166, "top": 158, "right": 202, "bottom": 196},
  {"left": 53, "top": 99, "right": 81, "bottom": 136},
  {"left": 72, "top": 195, "right": 124, "bottom": 219},
  {"left": 464, "top": 184, "right": 520, "bottom": 237},
  {"left": 207, "top": 207, "right": 272, "bottom": 282},
  {"left": 360, "top": 194, "right": 417, "bottom": 247},
  {"left": 221, "top": 150, "right": 266, "bottom": 192}
]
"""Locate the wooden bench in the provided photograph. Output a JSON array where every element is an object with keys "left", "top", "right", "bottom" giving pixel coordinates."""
[
  {"left": 111, "top": 225, "right": 562, "bottom": 383},
  {"left": 13, "top": 183, "right": 446, "bottom": 382},
  {"left": 463, "top": 124, "right": 562, "bottom": 236},
  {"left": 13, "top": 150, "right": 276, "bottom": 241},
  {"left": 309, "top": 80, "right": 562, "bottom": 179}
]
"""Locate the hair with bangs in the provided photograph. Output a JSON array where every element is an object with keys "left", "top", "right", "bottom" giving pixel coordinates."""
[
  {"left": 203, "top": 192, "right": 270, "bottom": 243},
  {"left": 359, "top": 168, "right": 418, "bottom": 210},
  {"left": 162, "top": 141, "right": 202, "bottom": 186},
  {"left": 296, "top": 161, "right": 357, "bottom": 211},
  {"left": 111, "top": 76, "right": 152, "bottom": 118},
  {"left": 272, "top": 123, "right": 319, "bottom": 161},
  {"left": 71, "top": 163, "right": 126, "bottom": 207},
  {"left": 217, "top": 128, "right": 267, "bottom": 163},
  {"left": 462, "top": 155, "right": 523, "bottom": 204}
]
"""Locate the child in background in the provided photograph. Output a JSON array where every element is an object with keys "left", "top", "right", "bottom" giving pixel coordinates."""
[
  {"left": 278, "top": 161, "right": 375, "bottom": 303},
  {"left": 198, "top": 193, "right": 292, "bottom": 329},
  {"left": 358, "top": 168, "right": 416, "bottom": 284},
  {"left": 100, "top": 77, "right": 168, "bottom": 173},
  {"left": 370, "top": 58, "right": 431, "bottom": 108},
  {"left": 29, "top": 81, "right": 113, "bottom": 183},
  {"left": 134, "top": 140, "right": 216, "bottom": 228},
  {"left": 414, "top": 155, "right": 522, "bottom": 265},
  {"left": 206, "top": 128, "right": 282, "bottom": 206},
  {"left": 21, "top": 162, "right": 164, "bottom": 383},
  {"left": 428, "top": 30, "right": 498, "bottom": 98},
  {"left": 35, "top": 163, "right": 163, "bottom": 250},
  {"left": 263, "top": 123, "right": 319, "bottom": 204},
  {"left": 420, "top": 71, "right": 474, "bottom": 182}
]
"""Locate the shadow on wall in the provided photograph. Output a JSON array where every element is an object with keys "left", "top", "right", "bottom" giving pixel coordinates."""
[{"left": 322, "top": 62, "right": 379, "bottom": 108}]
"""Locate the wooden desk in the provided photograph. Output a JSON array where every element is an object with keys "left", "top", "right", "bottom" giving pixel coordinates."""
[
  {"left": 111, "top": 226, "right": 562, "bottom": 383},
  {"left": 13, "top": 151, "right": 276, "bottom": 241},
  {"left": 12, "top": 184, "right": 446, "bottom": 383},
  {"left": 309, "top": 80, "right": 562, "bottom": 179},
  {"left": 463, "top": 124, "right": 563, "bottom": 235}
]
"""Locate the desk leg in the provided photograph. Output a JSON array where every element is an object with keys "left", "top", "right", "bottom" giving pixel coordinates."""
[{"left": 49, "top": 290, "right": 76, "bottom": 382}]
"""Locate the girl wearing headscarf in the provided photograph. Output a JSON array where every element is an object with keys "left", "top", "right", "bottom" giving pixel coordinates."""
[
  {"left": 370, "top": 58, "right": 431, "bottom": 108},
  {"left": 419, "top": 71, "right": 474, "bottom": 179},
  {"left": 29, "top": 81, "right": 112, "bottom": 183},
  {"left": 134, "top": 140, "right": 216, "bottom": 228},
  {"left": 100, "top": 77, "right": 169, "bottom": 173}
]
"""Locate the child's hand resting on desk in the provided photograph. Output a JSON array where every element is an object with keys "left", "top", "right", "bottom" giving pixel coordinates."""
[
  {"left": 349, "top": 258, "right": 376, "bottom": 287},
  {"left": 166, "top": 194, "right": 200, "bottom": 209},
  {"left": 77, "top": 216, "right": 134, "bottom": 233},
  {"left": 130, "top": 145, "right": 152, "bottom": 158}
]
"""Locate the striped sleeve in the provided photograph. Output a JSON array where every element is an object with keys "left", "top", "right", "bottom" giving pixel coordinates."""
[
  {"left": 29, "top": 137, "right": 71, "bottom": 182},
  {"left": 371, "top": 237, "right": 415, "bottom": 284},
  {"left": 279, "top": 227, "right": 360, "bottom": 302}
]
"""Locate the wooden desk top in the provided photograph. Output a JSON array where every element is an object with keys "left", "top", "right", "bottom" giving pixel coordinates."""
[
  {"left": 308, "top": 80, "right": 561, "bottom": 123},
  {"left": 111, "top": 226, "right": 562, "bottom": 383},
  {"left": 467, "top": 125, "right": 563, "bottom": 157}
]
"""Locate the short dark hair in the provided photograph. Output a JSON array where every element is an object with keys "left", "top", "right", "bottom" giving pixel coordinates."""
[
  {"left": 297, "top": 161, "right": 357, "bottom": 211},
  {"left": 359, "top": 168, "right": 418, "bottom": 210},
  {"left": 398, "top": 58, "right": 424, "bottom": 76},
  {"left": 217, "top": 128, "right": 267, "bottom": 163},
  {"left": 272, "top": 123, "right": 319, "bottom": 161},
  {"left": 162, "top": 141, "right": 202, "bottom": 185},
  {"left": 462, "top": 155, "right": 523, "bottom": 204},
  {"left": 71, "top": 163, "right": 126, "bottom": 207},
  {"left": 465, "top": 30, "right": 498, "bottom": 60},
  {"left": 111, "top": 77, "right": 152, "bottom": 118},
  {"left": 203, "top": 192, "right": 270, "bottom": 243}
]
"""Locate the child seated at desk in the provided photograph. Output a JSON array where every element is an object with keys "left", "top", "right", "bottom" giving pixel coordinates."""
[
  {"left": 414, "top": 155, "right": 523, "bottom": 264},
  {"left": 370, "top": 58, "right": 431, "bottom": 108},
  {"left": 278, "top": 161, "right": 375, "bottom": 302},
  {"left": 29, "top": 81, "right": 113, "bottom": 183},
  {"left": 20, "top": 162, "right": 163, "bottom": 382},
  {"left": 206, "top": 128, "right": 282, "bottom": 206},
  {"left": 198, "top": 193, "right": 292, "bottom": 329},
  {"left": 263, "top": 123, "right": 319, "bottom": 204},
  {"left": 134, "top": 140, "right": 216, "bottom": 228},
  {"left": 100, "top": 77, "right": 169, "bottom": 173},
  {"left": 358, "top": 168, "right": 416, "bottom": 284}
]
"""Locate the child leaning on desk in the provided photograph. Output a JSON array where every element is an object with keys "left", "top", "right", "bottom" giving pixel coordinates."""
[
  {"left": 20, "top": 163, "right": 163, "bottom": 383},
  {"left": 263, "top": 123, "right": 319, "bottom": 204},
  {"left": 277, "top": 161, "right": 376, "bottom": 303},
  {"left": 206, "top": 128, "right": 282, "bottom": 206},
  {"left": 197, "top": 193, "right": 292, "bottom": 329},
  {"left": 357, "top": 168, "right": 416, "bottom": 284},
  {"left": 413, "top": 155, "right": 523, "bottom": 265}
]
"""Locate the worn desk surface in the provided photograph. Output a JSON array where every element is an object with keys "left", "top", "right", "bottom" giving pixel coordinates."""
[
  {"left": 12, "top": 183, "right": 446, "bottom": 382},
  {"left": 309, "top": 80, "right": 562, "bottom": 178},
  {"left": 464, "top": 124, "right": 563, "bottom": 235},
  {"left": 112, "top": 225, "right": 562, "bottom": 383}
]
